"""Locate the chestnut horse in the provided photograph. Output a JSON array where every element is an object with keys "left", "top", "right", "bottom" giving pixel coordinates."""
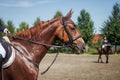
[
  {"left": 1, "top": 10, "right": 85, "bottom": 80},
  {"left": 97, "top": 45, "right": 112, "bottom": 63}
]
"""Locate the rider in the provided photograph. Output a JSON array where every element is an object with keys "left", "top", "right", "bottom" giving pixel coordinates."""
[
  {"left": 102, "top": 36, "right": 108, "bottom": 49},
  {"left": 0, "top": 22, "right": 10, "bottom": 71}
]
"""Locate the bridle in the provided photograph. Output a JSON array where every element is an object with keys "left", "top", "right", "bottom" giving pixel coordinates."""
[
  {"left": 12, "top": 17, "right": 82, "bottom": 48},
  {"left": 61, "top": 17, "right": 82, "bottom": 46}
]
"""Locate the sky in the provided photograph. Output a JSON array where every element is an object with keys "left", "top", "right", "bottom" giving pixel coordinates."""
[{"left": 0, "top": 0, "right": 120, "bottom": 34}]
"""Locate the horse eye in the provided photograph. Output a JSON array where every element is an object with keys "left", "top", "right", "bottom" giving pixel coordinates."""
[{"left": 71, "top": 27, "right": 75, "bottom": 30}]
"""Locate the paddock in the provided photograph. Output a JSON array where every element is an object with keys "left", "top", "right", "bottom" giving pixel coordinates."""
[{"left": 38, "top": 54, "right": 120, "bottom": 80}]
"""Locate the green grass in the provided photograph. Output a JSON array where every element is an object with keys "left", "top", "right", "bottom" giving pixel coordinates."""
[{"left": 47, "top": 47, "right": 120, "bottom": 55}]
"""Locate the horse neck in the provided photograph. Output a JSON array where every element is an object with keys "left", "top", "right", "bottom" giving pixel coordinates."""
[
  {"left": 32, "top": 19, "right": 60, "bottom": 63},
  {"left": 12, "top": 18, "right": 61, "bottom": 64}
]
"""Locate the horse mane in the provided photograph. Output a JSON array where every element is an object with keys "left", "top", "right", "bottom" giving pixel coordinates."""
[{"left": 14, "top": 17, "right": 61, "bottom": 41}]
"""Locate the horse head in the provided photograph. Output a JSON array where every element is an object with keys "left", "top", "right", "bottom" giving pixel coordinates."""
[{"left": 55, "top": 10, "right": 85, "bottom": 53}]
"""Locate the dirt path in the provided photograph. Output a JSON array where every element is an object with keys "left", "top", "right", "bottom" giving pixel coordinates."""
[{"left": 38, "top": 54, "right": 120, "bottom": 80}]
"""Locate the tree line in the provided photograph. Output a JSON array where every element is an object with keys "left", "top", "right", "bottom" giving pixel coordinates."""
[{"left": 0, "top": 3, "right": 120, "bottom": 53}]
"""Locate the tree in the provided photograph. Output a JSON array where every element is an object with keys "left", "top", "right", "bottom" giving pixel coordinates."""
[
  {"left": 33, "top": 17, "right": 41, "bottom": 26},
  {"left": 0, "top": 18, "right": 6, "bottom": 37},
  {"left": 101, "top": 3, "right": 120, "bottom": 53},
  {"left": 53, "top": 11, "right": 63, "bottom": 19},
  {"left": 6, "top": 20, "right": 15, "bottom": 35},
  {"left": 16, "top": 22, "right": 29, "bottom": 32},
  {"left": 77, "top": 9, "right": 94, "bottom": 46}
]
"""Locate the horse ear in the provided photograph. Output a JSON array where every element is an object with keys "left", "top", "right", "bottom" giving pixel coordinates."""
[{"left": 64, "top": 9, "right": 73, "bottom": 20}]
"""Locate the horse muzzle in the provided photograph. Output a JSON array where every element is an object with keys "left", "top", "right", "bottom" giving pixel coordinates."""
[
  {"left": 76, "top": 43, "right": 86, "bottom": 53},
  {"left": 69, "top": 43, "right": 86, "bottom": 54}
]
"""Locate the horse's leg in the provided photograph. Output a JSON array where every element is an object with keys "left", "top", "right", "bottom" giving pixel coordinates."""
[
  {"left": 100, "top": 49, "right": 104, "bottom": 63},
  {"left": 106, "top": 54, "right": 109, "bottom": 63},
  {"left": 98, "top": 53, "right": 103, "bottom": 63},
  {"left": 98, "top": 54, "right": 100, "bottom": 63},
  {"left": 100, "top": 54, "right": 103, "bottom": 63}
]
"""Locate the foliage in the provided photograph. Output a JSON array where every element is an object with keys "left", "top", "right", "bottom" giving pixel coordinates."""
[
  {"left": 48, "top": 47, "right": 73, "bottom": 54},
  {"left": 77, "top": 9, "right": 94, "bottom": 46},
  {"left": 101, "top": 3, "right": 120, "bottom": 45},
  {"left": 16, "top": 22, "right": 29, "bottom": 33},
  {"left": 6, "top": 20, "right": 15, "bottom": 35},
  {"left": 0, "top": 18, "right": 6, "bottom": 37},
  {"left": 86, "top": 47, "right": 98, "bottom": 55},
  {"left": 53, "top": 11, "right": 63, "bottom": 19},
  {"left": 33, "top": 17, "right": 41, "bottom": 26}
]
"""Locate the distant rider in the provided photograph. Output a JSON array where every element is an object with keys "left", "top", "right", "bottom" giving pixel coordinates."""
[{"left": 102, "top": 37, "right": 108, "bottom": 49}]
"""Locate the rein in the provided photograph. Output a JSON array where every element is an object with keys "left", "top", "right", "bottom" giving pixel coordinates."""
[
  {"left": 11, "top": 36, "right": 67, "bottom": 75},
  {"left": 13, "top": 36, "right": 67, "bottom": 48},
  {"left": 41, "top": 48, "right": 60, "bottom": 75}
]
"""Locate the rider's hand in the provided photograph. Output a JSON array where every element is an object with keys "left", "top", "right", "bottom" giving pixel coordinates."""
[{"left": 4, "top": 28, "right": 10, "bottom": 35}]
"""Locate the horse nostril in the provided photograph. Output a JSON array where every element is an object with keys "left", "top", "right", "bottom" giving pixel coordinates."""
[
  {"left": 82, "top": 44, "right": 86, "bottom": 52},
  {"left": 82, "top": 44, "right": 85, "bottom": 49},
  {"left": 82, "top": 46, "right": 85, "bottom": 49}
]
